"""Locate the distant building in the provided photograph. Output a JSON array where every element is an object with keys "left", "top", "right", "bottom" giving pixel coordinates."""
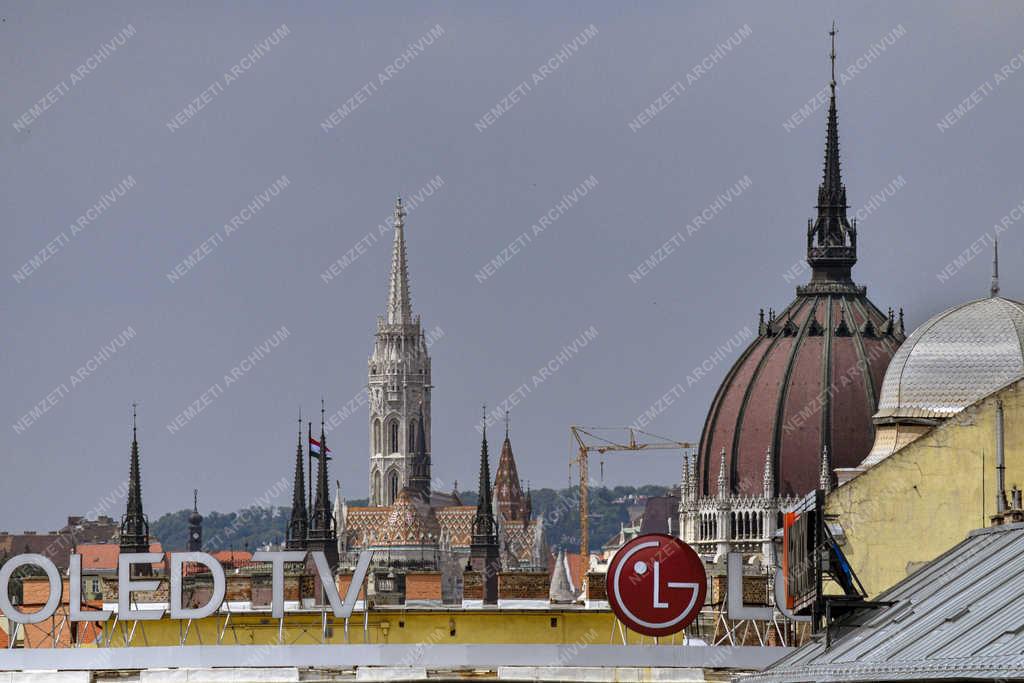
[{"left": 0, "top": 516, "right": 119, "bottom": 571}]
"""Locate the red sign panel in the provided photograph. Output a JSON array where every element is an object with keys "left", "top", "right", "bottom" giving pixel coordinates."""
[{"left": 605, "top": 534, "right": 707, "bottom": 637}]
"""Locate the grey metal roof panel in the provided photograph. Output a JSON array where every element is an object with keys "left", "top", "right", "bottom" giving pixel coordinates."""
[{"left": 740, "top": 523, "right": 1024, "bottom": 682}]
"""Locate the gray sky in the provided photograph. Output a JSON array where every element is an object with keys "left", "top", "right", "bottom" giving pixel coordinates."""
[{"left": 4, "top": 2, "right": 1023, "bottom": 531}]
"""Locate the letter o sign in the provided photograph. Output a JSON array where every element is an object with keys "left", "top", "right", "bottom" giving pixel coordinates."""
[
  {"left": 0, "top": 554, "right": 62, "bottom": 624},
  {"left": 606, "top": 534, "right": 706, "bottom": 637}
]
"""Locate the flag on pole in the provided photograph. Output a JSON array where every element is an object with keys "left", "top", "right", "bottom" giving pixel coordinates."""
[{"left": 309, "top": 435, "right": 332, "bottom": 460}]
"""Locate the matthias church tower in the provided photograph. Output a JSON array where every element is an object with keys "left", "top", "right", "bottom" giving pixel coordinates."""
[{"left": 368, "top": 198, "right": 432, "bottom": 505}]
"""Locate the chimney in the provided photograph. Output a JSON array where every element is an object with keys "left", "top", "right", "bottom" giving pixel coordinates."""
[{"left": 997, "top": 399, "right": 1008, "bottom": 514}]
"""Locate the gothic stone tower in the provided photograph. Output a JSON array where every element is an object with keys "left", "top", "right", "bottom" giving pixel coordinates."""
[{"left": 368, "top": 197, "right": 432, "bottom": 506}]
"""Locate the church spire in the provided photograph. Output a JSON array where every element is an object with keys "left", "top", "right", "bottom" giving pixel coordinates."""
[
  {"left": 473, "top": 408, "right": 497, "bottom": 542},
  {"left": 286, "top": 409, "right": 308, "bottom": 550},
  {"left": 470, "top": 406, "right": 500, "bottom": 604},
  {"left": 120, "top": 403, "right": 150, "bottom": 565},
  {"left": 991, "top": 237, "right": 1000, "bottom": 298},
  {"left": 807, "top": 22, "right": 857, "bottom": 283},
  {"left": 386, "top": 196, "right": 413, "bottom": 325},
  {"left": 308, "top": 399, "right": 337, "bottom": 566}
]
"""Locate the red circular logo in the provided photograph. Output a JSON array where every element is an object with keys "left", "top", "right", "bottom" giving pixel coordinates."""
[{"left": 605, "top": 534, "right": 707, "bottom": 637}]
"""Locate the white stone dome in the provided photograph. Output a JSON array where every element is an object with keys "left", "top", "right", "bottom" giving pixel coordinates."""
[{"left": 874, "top": 296, "right": 1024, "bottom": 421}]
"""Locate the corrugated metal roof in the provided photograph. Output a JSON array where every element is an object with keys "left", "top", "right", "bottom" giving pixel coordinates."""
[{"left": 741, "top": 522, "right": 1024, "bottom": 682}]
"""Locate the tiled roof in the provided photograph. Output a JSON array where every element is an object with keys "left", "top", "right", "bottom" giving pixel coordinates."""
[
  {"left": 494, "top": 435, "right": 528, "bottom": 522},
  {"left": 376, "top": 490, "right": 441, "bottom": 546},
  {"left": 77, "top": 542, "right": 164, "bottom": 571},
  {"left": 210, "top": 550, "right": 253, "bottom": 566}
]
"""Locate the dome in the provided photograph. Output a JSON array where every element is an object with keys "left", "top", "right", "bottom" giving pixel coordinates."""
[
  {"left": 696, "top": 63, "right": 905, "bottom": 498},
  {"left": 874, "top": 297, "right": 1024, "bottom": 422},
  {"left": 699, "top": 292, "right": 903, "bottom": 497}
]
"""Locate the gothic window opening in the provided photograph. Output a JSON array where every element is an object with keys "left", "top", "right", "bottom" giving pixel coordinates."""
[
  {"left": 389, "top": 420, "right": 399, "bottom": 454},
  {"left": 373, "top": 419, "right": 382, "bottom": 455},
  {"left": 387, "top": 470, "right": 399, "bottom": 504},
  {"left": 408, "top": 419, "right": 417, "bottom": 452},
  {"left": 372, "top": 471, "right": 382, "bottom": 506}
]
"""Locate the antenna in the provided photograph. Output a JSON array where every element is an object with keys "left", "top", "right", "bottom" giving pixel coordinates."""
[
  {"left": 829, "top": 21, "right": 837, "bottom": 89},
  {"left": 991, "top": 237, "right": 1001, "bottom": 298}
]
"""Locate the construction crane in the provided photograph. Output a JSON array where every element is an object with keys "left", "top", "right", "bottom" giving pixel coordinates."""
[{"left": 570, "top": 426, "right": 697, "bottom": 562}]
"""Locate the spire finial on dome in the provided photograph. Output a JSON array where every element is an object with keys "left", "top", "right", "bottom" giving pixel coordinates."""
[
  {"left": 806, "top": 21, "right": 857, "bottom": 283},
  {"left": 991, "top": 237, "right": 1000, "bottom": 298}
]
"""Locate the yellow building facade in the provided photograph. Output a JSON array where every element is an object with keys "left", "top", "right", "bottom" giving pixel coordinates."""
[
  {"left": 99, "top": 608, "right": 684, "bottom": 647},
  {"left": 826, "top": 376, "right": 1024, "bottom": 597}
]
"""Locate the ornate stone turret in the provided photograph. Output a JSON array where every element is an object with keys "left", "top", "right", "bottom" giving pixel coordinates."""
[
  {"left": 120, "top": 404, "right": 150, "bottom": 574},
  {"left": 286, "top": 414, "right": 308, "bottom": 550},
  {"left": 188, "top": 489, "right": 203, "bottom": 552},
  {"left": 469, "top": 409, "right": 499, "bottom": 604},
  {"left": 368, "top": 196, "right": 433, "bottom": 506}
]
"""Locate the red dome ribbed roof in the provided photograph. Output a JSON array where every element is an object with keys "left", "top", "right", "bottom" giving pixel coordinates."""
[{"left": 698, "top": 287, "right": 903, "bottom": 497}]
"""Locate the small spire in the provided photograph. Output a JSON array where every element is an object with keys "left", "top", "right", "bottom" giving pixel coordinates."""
[
  {"left": 717, "top": 447, "right": 728, "bottom": 498},
  {"left": 504, "top": 410, "right": 510, "bottom": 440},
  {"left": 681, "top": 451, "right": 690, "bottom": 501},
  {"left": 763, "top": 448, "right": 774, "bottom": 498},
  {"left": 898, "top": 307, "right": 905, "bottom": 336},
  {"left": 819, "top": 445, "right": 833, "bottom": 493},
  {"left": 991, "top": 237, "right": 1000, "bottom": 298},
  {"left": 386, "top": 196, "right": 413, "bottom": 325},
  {"left": 131, "top": 402, "right": 137, "bottom": 441},
  {"left": 193, "top": 488, "right": 198, "bottom": 512}
]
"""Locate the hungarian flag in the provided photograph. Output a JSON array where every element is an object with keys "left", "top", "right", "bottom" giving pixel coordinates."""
[{"left": 309, "top": 435, "right": 332, "bottom": 460}]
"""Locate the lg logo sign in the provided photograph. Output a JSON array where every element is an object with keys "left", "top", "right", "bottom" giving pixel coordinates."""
[{"left": 606, "top": 534, "right": 707, "bottom": 637}]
